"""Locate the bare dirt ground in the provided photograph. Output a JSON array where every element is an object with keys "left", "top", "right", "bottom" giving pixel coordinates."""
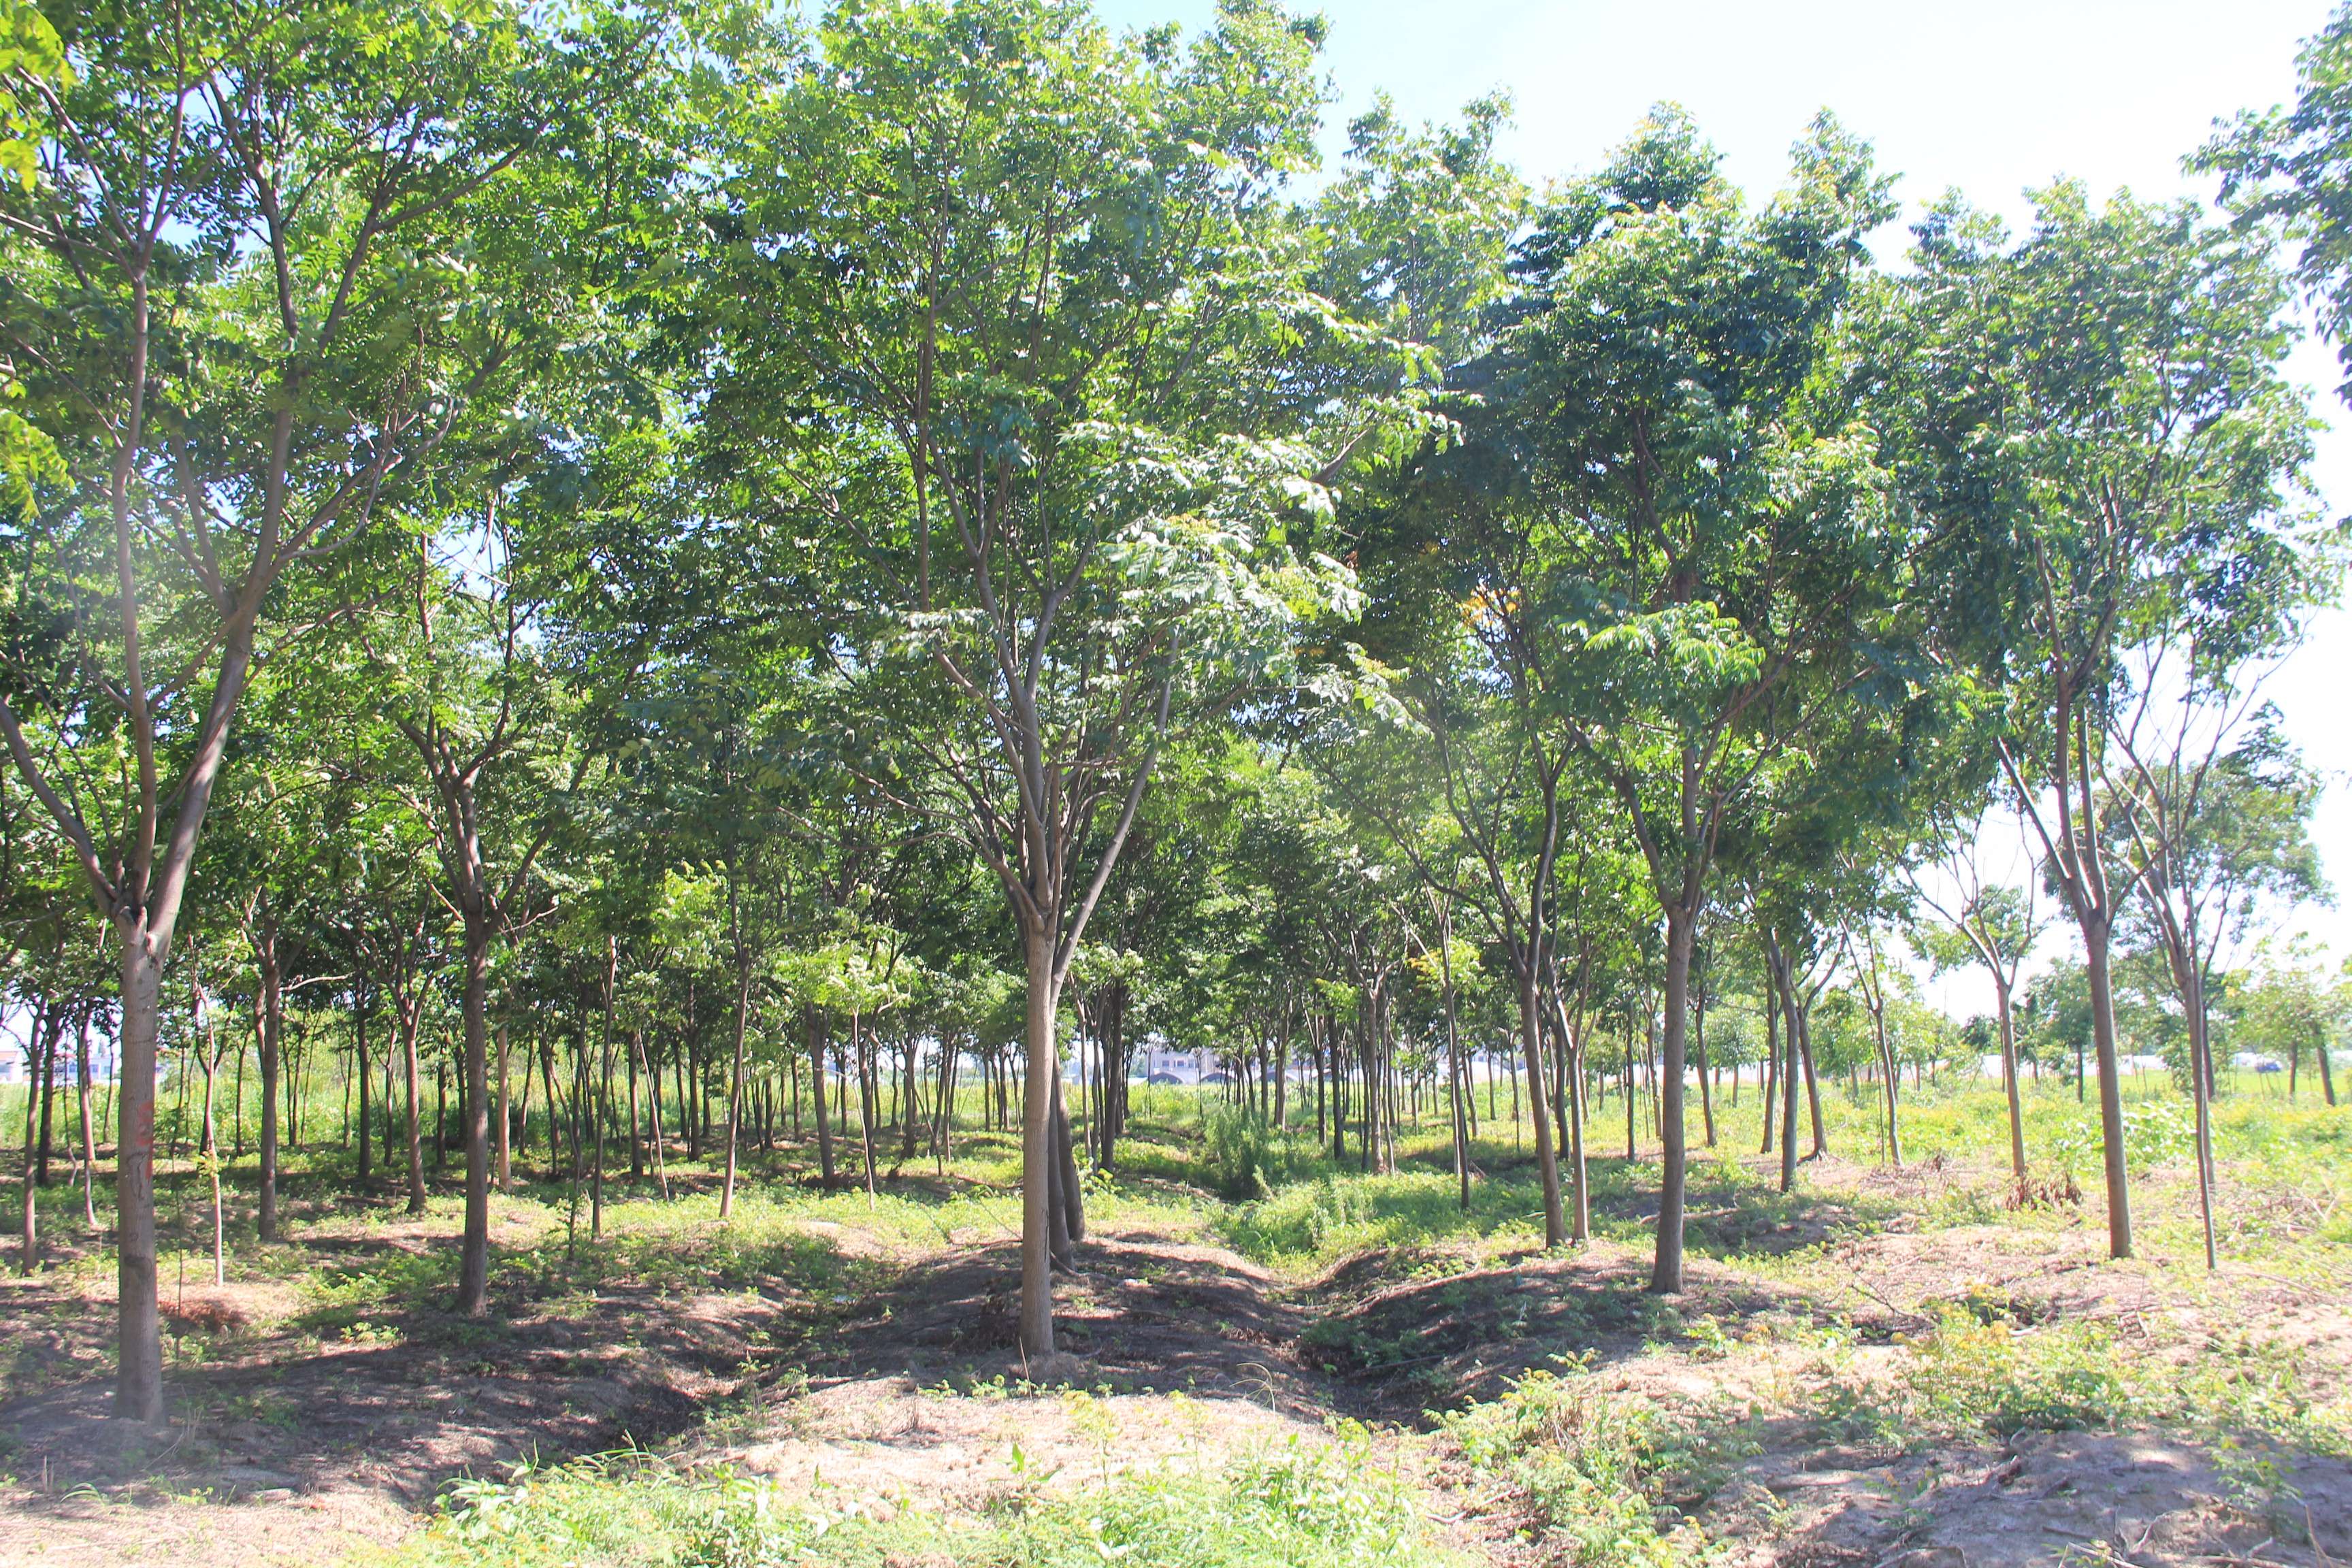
[
  {"left": 3, "top": 1154, "right": 2348, "bottom": 1567},
  {"left": 1289, "top": 1152, "right": 2352, "bottom": 1568}
]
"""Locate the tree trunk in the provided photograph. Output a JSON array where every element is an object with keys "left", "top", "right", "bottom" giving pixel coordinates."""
[
  {"left": 1650, "top": 909, "right": 1695, "bottom": 1294},
  {"left": 255, "top": 920, "right": 283, "bottom": 1243},
  {"left": 720, "top": 956, "right": 751, "bottom": 1219},
  {"left": 2081, "top": 921, "right": 2135, "bottom": 1258},
  {"left": 195, "top": 975, "right": 225, "bottom": 1288},
  {"left": 1759, "top": 953, "right": 1780, "bottom": 1156},
  {"left": 116, "top": 936, "right": 165, "bottom": 1421},
  {"left": 402, "top": 1002, "right": 426, "bottom": 1216},
  {"left": 1799, "top": 1004, "right": 1827, "bottom": 1157},
  {"left": 355, "top": 983, "right": 372, "bottom": 1191},
  {"left": 807, "top": 1005, "right": 834, "bottom": 1186},
  {"left": 35, "top": 1017, "right": 56, "bottom": 1183},
  {"left": 1773, "top": 941, "right": 1801, "bottom": 1193},
  {"left": 1054, "top": 1071, "right": 1085, "bottom": 1246},
  {"left": 1018, "top": 922, "right": 1060, "bottom": 1357},
  {"left": 495, "top": 1022, "right": 512, "bottom": 1194},
  {"left": 456, "top": 915, "right": 493, "bottom": 1315},
  {"left": 1994, "top": 981, "right": 2027, "bottom": 1184},
  {"left": 628, "top": 1029, "right": 644, "bottom": 1179},
  {"left": 1514, "top": 962, "right": 1566, "bottom": 1247},
  {"left": 855, "top": 1015, "right": 879, "bottom": 1200},
  {"left": 2185, "top": 962, "right": 2218, "bottom": 1271},
  {"left": 1693, "top": 958, "right": 1716, "bottom": 1149},
  {"left": 18, "top": 1000, "right": 51, "bottom": 1274},
  {"left": 638, "top": 1030, "right": 670, "bottom": 1200},
  {"left": 76, "top": 1017, "right": 97, "bottom": 1230}
]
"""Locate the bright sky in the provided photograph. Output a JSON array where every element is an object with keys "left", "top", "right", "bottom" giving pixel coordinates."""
[{"left": 1100, "top": 0, "right": 2352, "bottom": 1015}]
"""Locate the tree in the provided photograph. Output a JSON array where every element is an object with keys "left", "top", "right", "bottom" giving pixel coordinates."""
[
  {"left": 2106, "top": 716, "right": 2326, "bottom": 1267},
  {"left": 2202, "top": 0, "right": 2352, "bottom": 400},
  {"left": 1906, "top": 184, "right": 2316, "bottom": 1261},
  {"left": 2235, "top": 941, "right": 2341, "bottom": 1107},
  {"left": 712, "top": 0, "right": 1357, "bottom": 1356},
  {"left": 0, "top": 1, "right": 634, "bottom": 1418},
  {"left": 1465, "top": 109, "right": 1910, "bottom": 1292},
  {"left": 1908, "top": 813, "right": 2048, "bottom": 1187}
]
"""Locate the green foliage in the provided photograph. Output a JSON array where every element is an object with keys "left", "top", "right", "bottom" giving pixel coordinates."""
[
  {"left": 1199, "top": 1102, "right": 1321, "bottom": 1202},
  {"left": 410, "top": 1426, "right": 1443, "bottom": 1568},
  {"left": 1442, "top": 1362, "right": 1693, "bottom": 1568}
]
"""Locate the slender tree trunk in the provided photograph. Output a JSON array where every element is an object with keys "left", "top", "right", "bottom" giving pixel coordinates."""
[
  {"left": 720, "top": 956, "right": 751, "bottom": 1219},
  {"left": 116, "top": 938, "right": 165, "bottom": 1421},
  {"left": 402, "top": 1002, "right": 426, "bottom": 1216},
  {"left": 77, "top": 1018, "right": 97, "bottom": 1230},
  {"left": 540, "top": 1026, "right": 562, "bottom": 1183},
  {"left": 495, "top": 1022, "right": 512, "bottom": 1194},
  {"left": 1624, "top": 1012, "right": 1637, "bottom": 1162},
  {"left": 18, "top": 1001, "right": 51, "bottom": 1273},
  {"left": 255, "top": 921, "right": 283, "bottom": 1243},
  {"left": 197, "top": 989, "right": 225, "bottom": 1289},
  {"left": 1514, "top": 962, "right": 1565, "bottom": 1247},
  {"left": 627, "top": 1029, "right": 644, "bottom": 1179},
  {"left": 1651, "top": 909, "right": 1695, "bottom": 1294},
  {"left": 591, "top": 973, "right": 614, "bottom": 1241},
  {"left": 807, "top": 1005, "right": 834, "bottom": 1186},
  {"left": 1772, "top": 941, "right": 1801, "bottom": 1193},
  {"left": 1019, "top": 921, "right": 1060, "bottom": 1357},
  {"left": 36, "top": 1018, "right": 56, "bottom": 1183},
  {"left": 1799, "top": 1004, "right": 1827, "bottom": 1157},
  {"left": 456, "top": 915, "right": 494, "bottom": 1314},
  {"left": 1053, "top": 1071, "right": 1084, "bottom": 1246},
  {"left": 1439, "top": 920, "right": 1469, "bottom": 1213},
  {"left": 1994, "top": 981, "right": 2027, "bottom": 1184},
  {"left": 1759, "top": 955, "right": 1780, "bottom": 1156},
  {"left": 355, "top": 985, "right": 372, "bottom": 1191},
  {"left": 1693, "top": 959, "right": 1716, "bottom": 1149},
  {"left": 1869, "top": 994, "right": 1901, "bottom": 1170},
  {"left": 2186, "top": 966, "right": 2218, "bottom": 1271},
  {"left": 2082, "top": 921, "right": 2134, "bottom": 1258},
  {"left": 855, "top": 1015, "right": 879, "bottom": 1200},
  {"left": 638, "top": 1030, "right": 669, "bottom": 1200}
]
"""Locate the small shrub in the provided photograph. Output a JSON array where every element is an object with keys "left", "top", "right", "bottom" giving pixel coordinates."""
[
  {"left": 1203, "top": 1104, "right": 1277, "bottom": 1201},
  {"left": 1441, "top": 1361, "right": 1696, "bottom": 1568}
]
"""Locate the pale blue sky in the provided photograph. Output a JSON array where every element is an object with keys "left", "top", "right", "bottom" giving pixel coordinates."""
[{"left": 1099, "top": 0, "right": 2352, "bottom": 1002}]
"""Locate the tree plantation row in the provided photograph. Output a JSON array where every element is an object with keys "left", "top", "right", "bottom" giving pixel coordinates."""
[{"left": 2, "top": 0, "right": 2350, "bottom": 1430}]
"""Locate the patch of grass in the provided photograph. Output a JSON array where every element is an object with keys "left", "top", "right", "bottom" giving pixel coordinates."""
[
  {"left": 393, "top": 1426, "right": 1454, "bottom": 1568},
  {"left": 1441, "top": 1357, "right": 1729, "bottom": 1568}
]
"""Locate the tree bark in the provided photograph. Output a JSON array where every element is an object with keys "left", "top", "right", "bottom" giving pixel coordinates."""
[
  {"left": 495, "top": 1023, "right": 512, "bottom": 1194},
  {"left": 456, "top": 914, "right": 493, "bottom": 1313},
  {"left": 719, "top": 953, "right": 751, "bottom": 1218},
  {"left": 1019, "top": 922, "right": 1059, "bottom": 1356},
  {"left": 2081, "top": 921, "right": 2135, "bottom": 1258},
  {"left": 1993, "top": 981, "right": 2027, "bottom": 1183},
  {"left": 18, "top": 1001, "right": 52, "bottom": 1274},
  {"left": 1515, "top": 962, "right": 1565, "bottom": 1247},
  {"left": 401, "top": 996, "right": 427, "bottom": 1217},
  {"left": 806, "top": 1005, "right": 835, "bottom": 1186},
  {"left": 254, "top": 916, "right": 283, "bottom": 1243},
  {"left": 76, "top": 1016, "right": 97, "bottom": 1230},
  {"left": 1650, "top": 908, "right": 1695, "bottom": 1293},
  {"left": 116, "top": 938, "right": 165, "bottom": 1421}
]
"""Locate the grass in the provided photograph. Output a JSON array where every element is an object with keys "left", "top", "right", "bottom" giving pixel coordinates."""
[
  {"left": 385, "top": 1422, "right": 1454, "bottom": 1568},
  {"left": 8, "top": 1071, "right": 2350, "bottom": 1568},
  {"left": 1437, "top": 1294, "right": 2352, "bottom": 1568}
]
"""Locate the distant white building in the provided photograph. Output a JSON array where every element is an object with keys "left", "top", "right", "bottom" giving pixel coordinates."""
[{"left": 1135, "top": 1045, "right": 1207, "bottom": 1084}]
